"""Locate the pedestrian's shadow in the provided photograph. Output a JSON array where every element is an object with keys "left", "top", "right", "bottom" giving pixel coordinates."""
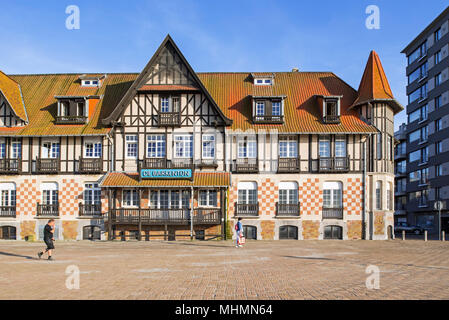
[{"left": 0, "top": 251, "right": 38, "bottom": 260}]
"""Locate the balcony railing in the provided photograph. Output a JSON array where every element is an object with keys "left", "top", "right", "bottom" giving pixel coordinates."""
[
  {"left": 233, "top": 159, "right": 259, "bottom": 174},
  {"left": 323, "top": 115, "right": 341, "bottom": 124},
  {"left": 55, "top": 115, "right": 88, "bottom": 124},
  {"left": 322, "top": 207, "right": 343, "bottom": 219},
  {"left": 158, "top": 112, "right": 180, "bottom": 126},
  {"left": 235, "top": 203, "right": 259, "bottom": 217},
  {"left": 79, "top": 158, "right": 103, "bottom": 173},
  {"left": 253, "top": 115, "right": 284, "bottom": 124},
  {"left": 276, "top": 203, "right": 300, "bottom": 217},
  {"left": 37, "top": 204, "right": 59, "bottom": 217},
  {"left": 312, "top": 156, "right": 349, "bottom": 173},
  {"left": 0, "top": 206, "right": 16, "bottom": 218},
  {"left": 277, "top": 157, "right": 300, "bottom": 173},
  {"left": 35, "top": 158, "right": 60, "bottom": 174},
  {"left": 0, "top": 159, "right": 21, "bottom": 174},
  {"left": 193, "top": 208, "right": 221, "bottom": 224},
  {"left": 79, "top": 203, "right": 102, "bottom": 217}
]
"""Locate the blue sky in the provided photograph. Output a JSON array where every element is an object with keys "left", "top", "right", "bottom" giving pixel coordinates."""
[{"left": 0, "top": 1, "right": 447, "bottom": 130}]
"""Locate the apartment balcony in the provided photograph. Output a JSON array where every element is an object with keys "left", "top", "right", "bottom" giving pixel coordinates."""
[
  {"left": 234, "top": 203, "right": 259, "bottom": 217},
  {"left": 322, "top": 207, "right": 344, "bottom": 219},
  {"left": 35, "top": 158, "right": 60, "bottom": 174},
  {"left": 0, "top": 158, "right": 21, "bottom": 174},
  {"left": 36, "top": 204, "right": 59, "bottom": 217},
  {"left": 323, "top": 115, "right": 341, "bottom": 124},
  {"left": 311, "top": 156, "right": 349, "bottom": 173},
  {"left": 276, "top": 203, "right": 300, "bottom": 217},
  {"left": 232, "top": 159, "right": 259, "bottom": 174},
  {"left": 79, "top": 203, "right": 102, "bottom": 217},
  {"left": 252, "top": 114, "right": 284, "bottom": 124},
  {"left": 79, "top": 158, "right": 103, "bottom": 173},
  {"left": 0, "top": 206, "right": 16, "bottom": 218},
  {"left": 139, "top": 158, "right": 194, "bottom": 171},
  {"left": 277, "top": 157, "right": 300, "bottom": 173},
  {"left": 55, "top": 115, "right": 88, "bottom": 125},
  {"left": 158, "top": 112, "right": 180, "bottom": 127}
]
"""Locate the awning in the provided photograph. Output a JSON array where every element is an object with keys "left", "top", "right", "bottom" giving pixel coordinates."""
[{"left": 100, "top": 172, "right": 230, "bottom": 188}]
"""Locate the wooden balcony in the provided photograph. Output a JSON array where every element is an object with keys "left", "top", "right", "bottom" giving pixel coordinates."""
[
  {"left": 79, "top": 203, "right": 102, "bottom": 217},
  {"left": 323, "top": 115, "right": 341, "bottom": 124},
  {"left": 107, "top": 208, "right": 221, "bottom": 225},
  {"left": 277, "top": 157, "right": 300, "bottom": 173},
  {"left": 322, "top": 207, "right": 343, "bottom": 219},
  {"left": 312, "top": 157, "right": 349, "bottom": 173},
  {"left": 253, "top": 115, "right": 284, "bottom": 124},
  {"left": 35, "top": 158, "right": 60, "bottom": 174},
  {"left": 0, "top": 159, "right": 21, "bottom": 174},
  {"left": 140, "top": 158, "right": 194, "bottom": 171},
  {"left": 276, "top": 203, "right": 300, "bottom": 217},
  {"left": 235, "top": 203, "right": 259, "bottom": 217},
  {"left": 0, "top": 206, "right": 16, "bottom": 218},
  {"left": 36, "top": 204, "right": 59, "bottom": 217},
  {"left": 79, "top": 158, "right": 103, "bottom": 173},
  {"left": 158, "top": 112, "right": 180, "bottom": 126},
  {"left": 233, "top": 159, "right": 259, "bottom": 174},
  {"left": 55, "top": 115, "right": 88, "bottom": 124}
]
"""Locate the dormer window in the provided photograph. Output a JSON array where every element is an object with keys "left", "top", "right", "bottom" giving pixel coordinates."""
[
  {"left": 79, "top": 74, "right": 105, "bottom": 87},
  {"left": 254, "top": 78, "right": 273, "bottom": 85},
  {"left": 252, "top": 97, "right": 285, "bottom": 124},
  {"left": 81, "top": 79, "right": 99, "bottom": 87},
  {"left": 55, "top": 98, "right": 88, "bottom": 124},
  {"left": 323, "top": 97, "right": 341, "bottom": 124}
]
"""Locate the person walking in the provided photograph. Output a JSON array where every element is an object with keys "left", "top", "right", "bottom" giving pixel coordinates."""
[
  {"left": 235, "top": 218, "right": 243, "bottom": 248},
  {"left": 37, "top": 219, "right": 56, "bottom": 260}
]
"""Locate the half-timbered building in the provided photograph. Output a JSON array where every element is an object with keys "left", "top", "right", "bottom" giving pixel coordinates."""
[{"left": 0, "top": 35, "right": 402, "bottom": 241}]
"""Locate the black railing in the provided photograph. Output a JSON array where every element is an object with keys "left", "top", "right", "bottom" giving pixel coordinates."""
[
  {"left": 322, "top": 207, "right": 343, "bottom": 219},
  {"left": 323, "top": 115, "right": 341, "bottom": 124},
  {"left": 312, "top": 156, "right": 349, "bottom": 173},
  {"left": 79, "top": 203, "right": 102, "bottom": 217},
  {"left": 55, "top": 115, "right": 88, "bottom": 124},
  {"left": 276, "top": 203, "right": 300, "bottom": 217},
  {"left": 277, "top": 157, "right": 300, "bottom": 173},
  {"left": 235, "top": 203, "right": 259, "bottom": 217},
  {"left": 36, "top": 158, "right": 60, "bottom": 174},
  {"left": 158, "top": 112, "right": 180, "bottom": 126},
  {"left": 0, "top": 206, "right": 16, "bottom": 218},
  {"left": 0, "top": 159, "right": 21, "bottom": 174},
  {"left": 253, "top": 115, "right": 284, "bottom": 124},
  {"left": 37, "top": 204, "right": 59, "bottom": 217},
  {"left": 233, "top": 159, "right": 259, "bottom": 173},
  {"left": 139, "top": 158, "right": 194, "bottom": 171},
  {"left": 79, "top": 158, "right": 103, "bottom": 173}
]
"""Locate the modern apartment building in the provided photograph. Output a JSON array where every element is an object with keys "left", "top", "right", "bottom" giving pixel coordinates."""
[
  {"left": 0, "top": 35, "right": 401, "bottom": 241},
  {"left": 394, "top": 123, "right": 407, "bottom": 224},
  {"left": 401, "top": 6, "right": 449, "bottom": 233}
]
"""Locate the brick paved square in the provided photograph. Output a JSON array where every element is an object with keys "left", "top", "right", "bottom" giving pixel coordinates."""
[{"left": 0, "top": 240, "right": 448, "bottom": 300}]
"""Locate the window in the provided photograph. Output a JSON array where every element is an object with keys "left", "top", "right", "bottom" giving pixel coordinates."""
[
  {"left": 409, "top": 150, "right": 420, "bottom": 163},
  {"left": 125, "top": 135, "right": 138, "bottom": 159},
  {"left": 202, "top": 135, "right": 215, "bottom": 159},
  {"left": 408, "top": 42, "right": 427, "bottom": 65},
  {"left": 77, "top": 102, "right": 85, "bottom": 116},
  {"left": 435, "top": 118, "right": 442, "bottom": 132},
  {"left": 418, "top": 190, "right": 429, "bottom": 207},
  {"left": 435, "top": 96, "right": 442, "bottom": 109},
  {"left": 122, "top": 189, "right": 139, "bottom": 207},
  {"left": 254, "top": 78, "right": 272, "bottom": 85},
  {"left": 81, "top": 79, "right": 99, "bottom": 87},
  {"left": 335, "top": 136, "right": 347, "bottom": 158},
  {"left": 375, "top": 181, "right": 382, "bottom": 210},
  {"left": 419, "top": 168, "right": 429, "bottom": 184},
  {"left": 279, "top": 226, "right": 298, "bottom": 240},
  {"left": 84, "top": 141, "right": 102, "bottom": 158},
  {"left": 409, "top": 126, "right": 427, "bottom": 143},
  {"left": 323, "top": 182, "right": 342, "bottom": 209},
  {"left": 435, "top": 50, "right": 441, "bottom": 65},
  {"left": 279, "top": 136, "right": 297, "bottom": 158},
  {"left": 420, "top": 126, "right": 428, "bottom": 142},
  {"left": 409, "top": 84, "right": 427, "bottom": 103},
  {"left": 199, "top": 190, "right": 217, "bottom": 207},
  {"left": 159, "top": 95, "right": 180, "bottom": 113},
  {"left": 243, "top": 225, "right": 257, "bottom": 240},
  {"left": 0, "top": 183, "right": 16, "bottom": 208},
  {"left": 256, "top": 102, "right": 265, "bottom": 116},
  {"left": 435, "top": 28, "right": 441, "bottom": 42},
  {"left": 436, "top": 165, "right": 443, "bottom": 177},
  {"left": 11, "top": 139, "right": 21, "bottom": 159},
  {"left": 278, "top": 182, "right": 298, "bottom": 205},
  {"left": 436, "top": 141, "right": 443, "bottom": 154},
  {"left": 272, "top": 101, "right": 281, "bottom": 116},
  {"left": 409, "top": 105, "right": 427, "bottom": 123},
  {"left": 150, "top": 190, "right": 190, "bottom": 209},
  {"left": 409, "top": 170, "right": 420, "bottom": 182},
  {"left": 147, "top": 135, "right": 166, "bottom": 158},
  {"left": 41, "top": 183, "right": 58, "bottom": 205},
  {"left": 435, "top": 73, "right": 442, "bottom": 87},
  {"left": 421, "top": 147, "right": 428, "bottom": 163},
  {"left": 84, "top": 183, "right": 101, "bottom": 205},
  {"left": 238, "top": 182, "right": 257, "bottom": 204},
  {"left": 0, "top": 141, "right": 5, "bottom": 159},
  {"left": 61, "top": 101, "right": 69, "bottom": 116},
  {"left": 387, "top": 183, "right": 392, "bottom": 210},
  {"left": 319, "top": 136, "right": 331, "bottom": 157},
  {"left": 42, "top": 142, "right": 60, "bottom": 159},
  {"left": 408, "top": 63, "right": 428, "bottom": 84},
  {"left": 160, "top": 97, "right": 170, "bottom": 113},
  {"left": 174, "top": 135, "right": 193, "bottom": 158},
  {"left": 238, "top": 137, "right": 257, "bottom": 158},
  {"left": 324, "top": 99, "right": 339, "bottom": 122},
  {"left": 376, "top": 133, "right": 382, "bottom": 160},
  {"left": 395, "top": 160, "right": 406, "bottom": 174},
  {"left": 395, "top": 178, "right": 407, "bottom": 194},
  {"left": 324, "top": 225, "right": 343, "bottom": 240}
]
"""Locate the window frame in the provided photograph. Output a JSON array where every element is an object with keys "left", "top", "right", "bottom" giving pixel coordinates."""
[
  {"left": 125, "top": 135, "right": 138, "bottom": 159},
  {"left": 174, "top": 134, "right": 193, "bottom": 159}
]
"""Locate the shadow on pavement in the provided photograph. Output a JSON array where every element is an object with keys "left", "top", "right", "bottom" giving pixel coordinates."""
[{"left": 0, "top": 251, "right": 38, "bottom": 260}]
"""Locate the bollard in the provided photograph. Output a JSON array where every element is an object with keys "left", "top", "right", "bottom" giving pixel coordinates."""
[
  {"left": 424, "top": 230, "right": 427, "bottom": 242},
  {"left": 402, "top": 230, "right": 405, "bottom": 241},
  {"left": 442, "top": 231, "right": 445, "bottom": 242}
]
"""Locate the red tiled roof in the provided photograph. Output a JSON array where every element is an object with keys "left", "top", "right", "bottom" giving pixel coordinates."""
[
  {"left": 0, "top": 70, "right": 27, "bottom": 122},
  {"left": 138, "top": 84, "right": 199, "bottom": 91}
]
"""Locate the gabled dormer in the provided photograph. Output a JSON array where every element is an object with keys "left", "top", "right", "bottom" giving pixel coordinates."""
[
  {"left": 0, "top": 71, "right": 28, "bottom": 127},
  {"left": 251, "top": 96, "right": 286, "bottom": 124},
  {"left": 317, "top": 95, "right": 341, "bottom": 124},
  {"left": 251, "top": 73, "right": 275, "bottom": 86},
  {"left": 55, "top": 95, "right": 99, "bottom": 125},
  {"left": 79, "top": 74, "right": 106, "bottom": 88}
]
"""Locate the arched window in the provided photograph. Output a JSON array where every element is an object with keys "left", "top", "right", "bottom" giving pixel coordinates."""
[
  {"left": 386, "top": 183, "right": 393, "bottom": 210},
  {"left": 376, "top": 181, "right": 383, "bottom": 210},
  {"left": 324, "top": 225, "right": 342, "bottom": 240},
  {"left": 323, "top": 182, "right": 343, "bottom": 208},
  {"left": 237, "top": 182, "right": 258, "bottom": 216},
  {"left": 243, "top": 225, "right": 257, "bottom": 240},
  {"left": 279, "top": 225, "right": 298, "bottom": 240},
  {"left": 0, "top": 226, "right": 16, "bottom": 240},
  {"left": 0, "top": 183, "right": 16, "bottom": 217}
]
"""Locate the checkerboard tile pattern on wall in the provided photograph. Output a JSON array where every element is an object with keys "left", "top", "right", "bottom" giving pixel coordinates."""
[
  {"left": 59, "top": 179, "right": 83, "bottom": 216},
  {"left": 17, "top": 179, "right": 40, "bottom": 216},
  {"left": 258, "top": 179, "right": 278, "bottom": 216},
  {"left": 344, "top": 178, "right": 362, "bottom": 216},
  {"left": 299, "top": 178, "right": 321, "bottom": 216},
  {"left": 228, "top": 182, "right": 237, "bottom": 217}
]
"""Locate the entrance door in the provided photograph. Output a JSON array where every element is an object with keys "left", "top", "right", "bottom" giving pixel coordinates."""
[
  {"left": 0, "top": 226, "right": 16, "bottom": 240},
  {"left": 324, "top": 225, "right": 342, "bottom": 240}
]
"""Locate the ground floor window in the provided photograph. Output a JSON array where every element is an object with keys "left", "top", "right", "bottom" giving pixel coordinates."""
[
  {"left": 279, "top": 225, "right": 298, "bottom": 240},
  {"left": 122, "top": 189, "right": 139, "bottom": 207},
  {"left": 199, "top": 189, "right": 217, "bottom": 207},
  {"left": 83, "top": 225, "right": 101, "bottom": 240},
  {"left": 324, "top": 225, "right": 342, "bottom": 240},
  {"left": 0, "top": 226, "right": 16, "bottom": 240},
  {"left": 149, "top": 190, "right": 190, "bottom": 209},
  {"left": 243, "top": 225, "right": 257, "bottom": 240},
  {"left": 195, "top": 230, "right": 205, "bottom": 240}
]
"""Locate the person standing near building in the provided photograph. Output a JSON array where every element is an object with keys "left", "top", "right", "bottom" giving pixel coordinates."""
[
  {"left": 235, "top": 218, "right": 243, "bottom": 248},
  {"left": 37, "top": 219, "right": 56, "bottom": 260}
]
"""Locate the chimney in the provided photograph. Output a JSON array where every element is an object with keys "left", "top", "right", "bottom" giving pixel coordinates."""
[{"left": 292, "top": 67, "right": 299, "bottom": 72}]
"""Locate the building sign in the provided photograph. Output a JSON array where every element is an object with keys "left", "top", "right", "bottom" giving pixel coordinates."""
[{"left": 140, "top": 168, "right": 193, "bottom": 179}]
